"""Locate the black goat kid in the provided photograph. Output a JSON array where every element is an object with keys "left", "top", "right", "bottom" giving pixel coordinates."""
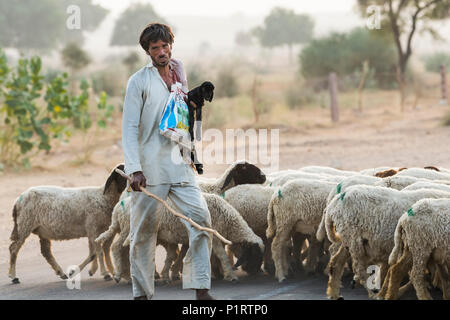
[{"left": 186, "top": 81, "right": 215, "bottom": 174}]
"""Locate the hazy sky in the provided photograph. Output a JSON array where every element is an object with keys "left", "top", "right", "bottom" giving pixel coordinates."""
[{"left": 94, "top": 0, "right": 357, "bottom": 17}]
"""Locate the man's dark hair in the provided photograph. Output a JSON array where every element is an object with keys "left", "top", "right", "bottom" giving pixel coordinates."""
[{"left": 139, "top": 23, "right": 174, "bottom": 53}]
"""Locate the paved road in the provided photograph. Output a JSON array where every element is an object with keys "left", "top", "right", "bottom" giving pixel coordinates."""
[{"left": 0, "top": 239, "right": 440, "bottom": 300}]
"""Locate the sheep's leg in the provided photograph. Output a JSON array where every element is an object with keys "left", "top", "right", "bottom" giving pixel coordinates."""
[
  {"left": 347, "top": 239, "right": 371, "bottom": 292},
  {"left": 93, "top": 238, "right": 111, "bottom": 281},
  {"left": 8, "top": 238, "right": 27, "bottom": 283},
  {"left": 326, "top": 244, "right": 350, "bottom": 300},
  {"left": 435, "top": 263, "right": 449, "bottom": 300},
  {"left": 263, "top": 238, "right": 275, "bottom": 276},
  {"left": 410, "top": 249, "right": 433, "bottom": 300},
  {"left": 291, "top": 233, "right": 306, "bottom": 274},
  {"left": 75, "top": 241, "right": 97, "bottom": 276},
  {"left": 102, "top": 235, "right": 115, "bottom": 276},
  {"left": 171, "top": 244, "right": 188, "bottom": 281},
  {"left": 39, "top": 237, "right": 67, "bottom": 280},
  {"left": 212, "top": 238, "right": 238, "bottom": 282},
  {"left": 161, "top": 243, "right": 178, "bottom": 282},
  {"left": 87, "top": 241, "right": 98, "bottom": 276},
  {"left": 111, "top": 237, "right": 124, "bottom": 282},
  {"left": 271, "top": 228, "right": 292, "bottom": 282},
  {"left": 384, "top": 249, "right": 412, "bottom": 300},
  {"left": 304, "top": 235, "right": 321, "bottom": 275}
]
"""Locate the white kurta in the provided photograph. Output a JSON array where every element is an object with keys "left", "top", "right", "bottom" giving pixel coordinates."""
[{"left": 121, "top": 59, "right": 195, "bottom": 185}]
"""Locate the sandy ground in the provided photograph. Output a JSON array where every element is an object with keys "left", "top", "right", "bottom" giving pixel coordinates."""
[{"left": 0, "top": 101, "right": 449, "bottom": 299}]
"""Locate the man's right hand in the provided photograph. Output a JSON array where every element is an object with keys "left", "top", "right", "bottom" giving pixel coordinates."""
[{"left": 131, "top": 171, "right": 147, "bottom": 192}]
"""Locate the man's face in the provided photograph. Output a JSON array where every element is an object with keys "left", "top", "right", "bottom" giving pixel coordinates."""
[{"left": 148, "top": 40, "right": 172, "bottom": 67}]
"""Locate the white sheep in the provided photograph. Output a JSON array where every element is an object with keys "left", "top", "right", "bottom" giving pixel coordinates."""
[
  {"left": 323, "top": 185, "right": 450, "bottom": 300},
  {"left": 266, "top": 178, "right": 337, "bottom": 282},
  {"left": 8, "top": 164, "right": 127, "bottom": 284},
  {"left": 223, "top": 184, "right": 276, "bottom": 275},
  {"left": 268, "top": 171, "right": 343, "bottom": 187},
  {"left": 402, "top": 181, "right": 450, "bottom": 192},
  {"left": 299, "top": 166, "right": 358, "bottom": 177},
  {"left": 97, "top": 192, "right": 264, "bottom": 283},
  {"left": 395, "top": 168, "right": 450, "bottom": 181},
  {"left": 380, "top": 198, "right": 450, "bottom": 300}
]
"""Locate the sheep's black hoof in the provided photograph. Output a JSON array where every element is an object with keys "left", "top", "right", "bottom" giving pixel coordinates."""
[
  {"left": 279, "top": 277, "right": 287, "bottom": 283},
  {"left": 350, "top": 279, "right": 356, "bottom": 289},
  {"left": 337, "top": 296, "right": 345, "bottom": 300},
  {"left": 88, "top": 271, "right": 94, "bottom": 277},
  {"left": 372, "top": 289, "right": 379, "bottom": 294},
  {"left": 230, "top": 278, "right": 239, "bottom": 283},
  {"left": 104, "top": 274, "right": 113, "bottom": 281},
  {"left": 60, "top": 274, "right": 68, "bottom": 280},
  {"left": 11, "top": 278, "right": 20, "bottom": 284},
  {"left": 114, "top": 276, "right": 121, "bottom": 283}
]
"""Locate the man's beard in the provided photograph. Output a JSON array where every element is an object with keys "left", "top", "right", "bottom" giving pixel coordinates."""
[{"left": 151, "top": 51, "right": 172, "bottom": 67}]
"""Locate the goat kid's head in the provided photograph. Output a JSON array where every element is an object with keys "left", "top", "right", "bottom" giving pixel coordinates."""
[
  {"left": 104, "top": 164, "right": 127, "bottom": 195},
  {"left": 200, "top": 81, "right": 214, "bottom": 102}
]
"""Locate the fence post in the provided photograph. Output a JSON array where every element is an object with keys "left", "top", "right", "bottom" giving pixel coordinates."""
[
  {"left": 329, "top": 72, "right": 339, "bottom": 122},
  {"left": 440, "top": 65, "right": 448, "bottom": 106}
]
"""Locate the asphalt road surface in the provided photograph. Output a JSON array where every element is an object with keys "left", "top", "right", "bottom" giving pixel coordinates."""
[{"left": 0, "top": 238, "right": 440, "bottom": 300}]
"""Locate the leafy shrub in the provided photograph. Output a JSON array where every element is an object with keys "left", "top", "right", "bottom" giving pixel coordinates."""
[
  {"left": 423, "top": 52, "right": 450, "bottom": 73},
  {"left": 215, "top": 67, "right": 239, "bottom": 98}
]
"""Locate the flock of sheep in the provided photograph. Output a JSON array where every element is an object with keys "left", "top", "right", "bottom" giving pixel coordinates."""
[{"left": 7, "top": 161, "right": 450, "bottom": 300}]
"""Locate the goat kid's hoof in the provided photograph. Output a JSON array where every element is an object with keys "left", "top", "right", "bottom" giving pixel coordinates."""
[
  {"left": 104, "top": 274, "right": 113, "bottom": 281},
  {"left": 11, "top": 278, "right": 20, "bottom": 284}
]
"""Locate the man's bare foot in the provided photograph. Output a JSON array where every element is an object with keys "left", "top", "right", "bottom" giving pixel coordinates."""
[
  {"left": 133, "top": 295, "right": 147, "bottom": 300},
  {"left": 196, "top": 289, "right": 215, "bottom": 300}
]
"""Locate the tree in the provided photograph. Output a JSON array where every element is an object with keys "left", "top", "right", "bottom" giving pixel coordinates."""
[
  {"left": 299, "top": 28, "right": 397, "bottom": 88},
  {"left": 0, "top": 0, "right": 108, "bottom": 53},
  {"left": 110, "top": 3, "right": 169, "bottom": 47},
  {"left": 357, "top": 0, "right": 450, "bottom": 109},
  {"left": 252, "top": 7, "right": 314, "bottom": 63}
]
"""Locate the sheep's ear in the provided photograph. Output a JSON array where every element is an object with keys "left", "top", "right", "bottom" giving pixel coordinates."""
[
  {"left": 221, "top": 174, "right": 233, "bottom": 191},
  {"left": 104, "top": 164, "right": 126, "bottom": 194}
]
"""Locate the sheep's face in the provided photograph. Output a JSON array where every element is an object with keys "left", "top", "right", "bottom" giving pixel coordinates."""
[
  {"left": 104, "top": 164, "right": 128, "bottom": 195},
  {"left": 222, "top": 162, "right": 266, "bottom": 191},
  {"left": 234, "top": 242, "right": 264, "bottom": 275}
]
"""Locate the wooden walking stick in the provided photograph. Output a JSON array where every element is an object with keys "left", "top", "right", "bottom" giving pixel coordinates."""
[{"left": 115, "top": 168, "right": 232, "bottom": 245}]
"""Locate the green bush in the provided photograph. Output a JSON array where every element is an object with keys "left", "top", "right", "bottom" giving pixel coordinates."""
[
  {"left": 0, "top": 48, "right": 115, "bottom": 169},
  {"left": 91, "top": 68, "right": 125, "bottom": 97},
  {"left": 423, "top": 52, "right": 450, "bottom": 73},
  {"left": 285, "top": 85, "right": 316, "bottom": 109}
]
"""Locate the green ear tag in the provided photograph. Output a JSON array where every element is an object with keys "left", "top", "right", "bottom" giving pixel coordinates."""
[
  {"left": 407, "top": 208, "right": 415, "bottom": 217},
  {"left": 120, "top": 200, "right": 125, "bottom": 210},
  {"left": 336, "top": 183, "right": 342, "bottom": 194},
  {"left": 270, "top": 183, "right": 272, "bottom": 187},
  {"left": 278, "top": 189, "right": 283, "bottom": 198},
  {"left": 340, "top": 192, "right": 346, "bottom": 201},
  {"left": 220, "top": 192, "right": 225, "bottom": 199},
  {"left": 18, "top": 195, "right": 23, "bottom": 202}
]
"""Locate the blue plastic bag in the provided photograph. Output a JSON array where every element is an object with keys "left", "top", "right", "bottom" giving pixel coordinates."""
[{"left": 159, "top": 82, "right": 192, "bottom": 150}]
